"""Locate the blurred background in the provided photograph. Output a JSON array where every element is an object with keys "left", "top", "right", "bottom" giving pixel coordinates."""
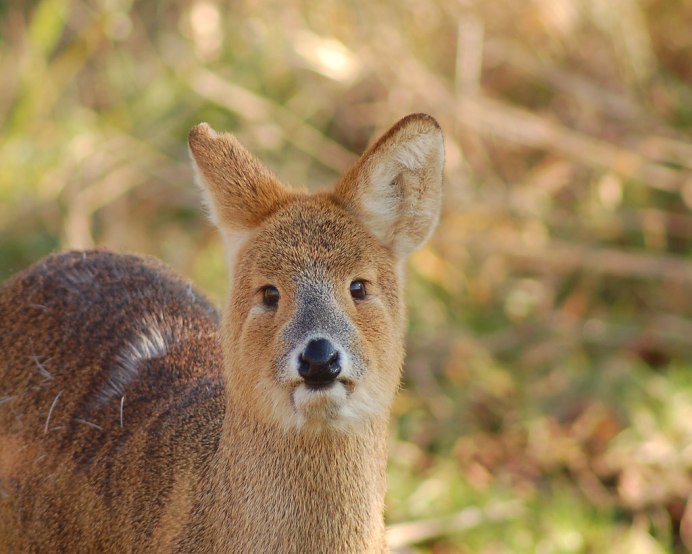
[{"left": 1, "top": 0, "right": 691, "bottom": 551}]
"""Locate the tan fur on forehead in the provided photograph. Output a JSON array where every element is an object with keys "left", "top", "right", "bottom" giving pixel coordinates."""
[{"left": 250, "top": 194, "right": 394, "bottom": 277}]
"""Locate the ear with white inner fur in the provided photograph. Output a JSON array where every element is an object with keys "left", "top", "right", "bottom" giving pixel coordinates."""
[
  {"left": 188, "top": 123, "right": 293, "bottom": 273},
  {"left": 334, "top": 113, "right": 444, "bottom": 259}
]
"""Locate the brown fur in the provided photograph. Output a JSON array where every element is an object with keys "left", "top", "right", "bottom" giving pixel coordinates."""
[{"left": 0, "top": 114, "right": 444, "bottom": 552}]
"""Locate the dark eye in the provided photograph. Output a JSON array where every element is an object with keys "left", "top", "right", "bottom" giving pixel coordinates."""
[
  {"left": 262, "top": 285, "right": 280, "bottom": 307},
  {"left": 349, "top": 280, "right": 367, "bottom": 300}
]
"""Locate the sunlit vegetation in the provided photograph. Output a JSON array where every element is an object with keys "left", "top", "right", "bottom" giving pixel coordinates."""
[{"left": 1, "top": 1, "right": 690, "bottom": 552}]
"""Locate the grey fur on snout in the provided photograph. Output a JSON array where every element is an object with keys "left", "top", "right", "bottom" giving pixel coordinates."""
[{"left": 278, "top": 280, "right": 366, "bottom": 383}]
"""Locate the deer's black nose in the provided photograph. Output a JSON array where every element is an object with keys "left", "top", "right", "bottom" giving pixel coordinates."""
[{"left": 298, "top": 338, "right": 341, "bottom": 387}]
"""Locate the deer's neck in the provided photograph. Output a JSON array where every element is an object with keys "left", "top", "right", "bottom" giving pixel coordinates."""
[{"left": 205, "top": 403, "right": 389, "bottom": 553}]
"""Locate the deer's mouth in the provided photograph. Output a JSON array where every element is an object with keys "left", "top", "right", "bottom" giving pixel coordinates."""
[
  {"left": 304, "top": 381, "right": 333, "bottom": 392},
  {"left": 302, "top": 378, "right": 355, "bottom": 393}
]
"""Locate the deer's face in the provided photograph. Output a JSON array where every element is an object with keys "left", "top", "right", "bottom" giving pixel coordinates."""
[{"left": 226, "top": 197, "right": 404, "bottom": 431}]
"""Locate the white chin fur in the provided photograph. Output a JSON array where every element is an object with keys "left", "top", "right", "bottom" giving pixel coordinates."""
[
  {"left": 292, "top": 382, "right": 349, "bottom": 427},
  {"left": 265, "top": 379, "right": 386, "bottom": 433}
]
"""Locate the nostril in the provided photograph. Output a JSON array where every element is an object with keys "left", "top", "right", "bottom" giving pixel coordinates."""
[
  {"left": 301, "top": 338, "right": 337, "bottom": 366},
  {"left": 298, "top": 338, "right": 341, "bottom": 384}
]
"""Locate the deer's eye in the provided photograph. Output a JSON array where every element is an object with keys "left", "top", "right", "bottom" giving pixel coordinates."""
[
  {"left": 349, "top": 280, "right": 367, "bottom": 300},
  {"left": 262, "top": 286, "right": 280, "bottom": 307}
]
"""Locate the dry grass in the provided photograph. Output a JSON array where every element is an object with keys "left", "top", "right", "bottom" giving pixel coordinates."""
[{"left": 1, "top": 0, "right": 691, "bottom": 551}]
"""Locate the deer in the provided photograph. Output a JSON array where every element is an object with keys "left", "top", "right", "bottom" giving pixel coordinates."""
[{"left": 0, "top": 113, "right": 444, "bottom": 553}]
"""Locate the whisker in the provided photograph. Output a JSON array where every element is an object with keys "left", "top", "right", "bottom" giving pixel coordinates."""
[
  {"left": 31, "top": 355, "right": 54, "bottom": 382},
  {"left": 44, "top": 391, "right": 63, "bottom": 434},
  {"left": 75, "top": 418, "right": 103, "bottom": 431},
  {"left": 0, "top": 396, "right": 17, "bottom": 406}
]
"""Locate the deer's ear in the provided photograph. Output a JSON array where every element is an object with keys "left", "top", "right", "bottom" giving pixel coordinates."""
[
  {"left": 188, "top": 123, "right": 293, "bottom": 275},
  {"left": 188, "top": 123, "right": 291, "bottom": 232},
  {"left": 334, "top": 114, "right": 444, "bottom": 259}
]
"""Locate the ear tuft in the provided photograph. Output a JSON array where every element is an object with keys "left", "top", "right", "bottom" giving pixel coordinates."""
[
  {"left": 334, "top": 113, "right": 444, "bottom": 258},
  {"left": 188, "top": 122, "right": 218, "bottom": 143}
]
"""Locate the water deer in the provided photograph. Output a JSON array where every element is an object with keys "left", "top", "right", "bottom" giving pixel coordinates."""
[{"left": 0, "top": 113, "right": 444, "bottom": 553}]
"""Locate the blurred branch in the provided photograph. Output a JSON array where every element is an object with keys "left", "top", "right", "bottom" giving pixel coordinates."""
[
  {"left": 457, "top": 95, "right": 689, "bottom": 193},
  {"left": 185, "top": 68, "right": 358, "bottom": 173},
  {"left": 472, "top": 236, "right": 692, "bottom": 284},
  {"left": 484, "top": 39, "right": 645, "bottom": 121},
  {"left": 576, "top": 313, "right": 692, "bottom": 348},
  {"left": 387, "top": 500, "right": 525, "bottom": 548},
  {"left": 481, "top": 312, "right": 692, "bottom": 356},
  {"left": 447, "top": 197, "right": 692, "bottom": 241},
  {"left": 455, "top": 14, "right": 484, "bottom": 96},
  {"left": 637, "top": 136, "right": 692, "bottom": 171}
]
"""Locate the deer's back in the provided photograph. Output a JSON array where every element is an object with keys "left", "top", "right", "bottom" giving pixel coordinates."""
[{"left": 0, "top": 250, "right": 224, "bottom": 552}]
